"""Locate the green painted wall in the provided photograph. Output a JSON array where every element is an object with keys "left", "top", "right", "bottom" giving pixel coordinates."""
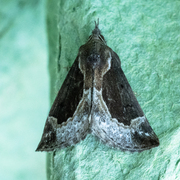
[{"left": 47, "top": 0, "right": 180, "bottom": 179}]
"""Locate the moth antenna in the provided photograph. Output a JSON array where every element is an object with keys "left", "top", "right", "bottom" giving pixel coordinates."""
[{"left": 92, "top": 18, "right": 101, "bottom": 36}]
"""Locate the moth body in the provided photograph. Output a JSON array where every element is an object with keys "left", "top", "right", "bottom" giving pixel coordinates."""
[{"left": 36, "top": 21, "right": 159, "bottom": 152}]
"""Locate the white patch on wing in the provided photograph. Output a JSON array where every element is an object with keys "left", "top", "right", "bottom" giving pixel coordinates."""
[
  {"left": 90, "top": 87, "right": 158, "bottom": 151},
  {"left": 102, "top": 51, "right": 111, "bottom": 76},
  {"left": 47, "top": 88, "right": 92, "bottom": 149}
]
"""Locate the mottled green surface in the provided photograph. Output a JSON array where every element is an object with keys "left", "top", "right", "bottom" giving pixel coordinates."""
[
  {"left": 0, "top": 0, "right": 48, "bottom": 179},
  {"left": 47, "top": 0, "right": 180, "bottom": 179}
]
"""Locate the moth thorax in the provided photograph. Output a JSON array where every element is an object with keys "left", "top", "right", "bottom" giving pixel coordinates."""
[{"left": 87, "top": 53, "right": 101, "bottom": 69}]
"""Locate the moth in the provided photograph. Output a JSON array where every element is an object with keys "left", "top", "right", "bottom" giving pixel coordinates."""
[{"left": 36, "top": 21, "right": 159, "bottom": 152}]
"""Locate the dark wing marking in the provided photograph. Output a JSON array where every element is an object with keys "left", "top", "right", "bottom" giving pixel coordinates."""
[
  {"left": 36, "top": 57, "right": 91, "bottom": 151},
  {"left": 102, "top": 50, "right": 144, "bottom": 126},
  {"left": 49, "top": 56, "right": 84, "bottom": 124},
  {"left": 92, "top": 49, "right": 159, "bottom": 152}
]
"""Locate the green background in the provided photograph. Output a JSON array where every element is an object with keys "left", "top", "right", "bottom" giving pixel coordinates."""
[
  {"left": 0, "top": 0, "right": 47, "bottom": 179},
  {"left": 0, "top": 0, "right": 180, "bottom": 180}
]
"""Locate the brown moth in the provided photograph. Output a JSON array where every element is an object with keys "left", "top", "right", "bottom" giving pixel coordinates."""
[{"left": 36, "top": 21, "right": 159, "bottom": 152}]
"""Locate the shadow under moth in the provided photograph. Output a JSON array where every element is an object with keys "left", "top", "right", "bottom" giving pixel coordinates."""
[{"left": 36, "top": 21, "right": 159, "bottom": 152}]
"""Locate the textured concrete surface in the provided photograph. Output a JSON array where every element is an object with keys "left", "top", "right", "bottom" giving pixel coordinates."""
[{"left": 47, "top": 0, "right": 180, "bottom": 180}]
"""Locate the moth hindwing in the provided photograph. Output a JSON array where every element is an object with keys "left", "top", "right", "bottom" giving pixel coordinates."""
[{"left": 36, "top": 21, "right": 159, "bottom": 152}]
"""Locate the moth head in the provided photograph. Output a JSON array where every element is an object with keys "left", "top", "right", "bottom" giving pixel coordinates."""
[{"left": 87, "top": 19, "right": 106, "bottom": 44}]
